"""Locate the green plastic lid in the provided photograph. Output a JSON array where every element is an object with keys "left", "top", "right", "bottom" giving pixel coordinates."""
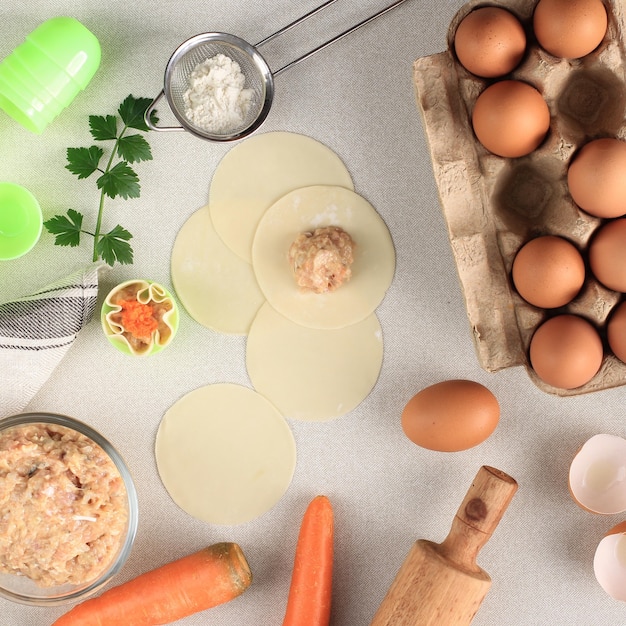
[
  {"left": 0, "top": 59, "right": 67, "bottom": 115},
  {"left": 0, "top": 17, "right": 100, "bottom": 132},
  {"left": 26, "top": 17, "right": 101, "bottom": 88},
  {"left": 10, "top": 47, "right": 77, "bottom": 98},
  {"left": 0, "top": 183, "right": 43, "bottom": 260},
  {"left": 0, "top": 75, "right": 51, "bottom": 133}
]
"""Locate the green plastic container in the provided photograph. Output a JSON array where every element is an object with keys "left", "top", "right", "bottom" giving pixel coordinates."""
[
  {"left": 0, "top": 17, "right": 100, "bottom": 133},
  {"left": 8, "top": 50, "right": 77, "bottom": 99},
  {"left": 0, "top": 62, "right": 63, "bottom": 123},
  {"left": 0, "top": 183, "right": 43, "bottom": 260}
]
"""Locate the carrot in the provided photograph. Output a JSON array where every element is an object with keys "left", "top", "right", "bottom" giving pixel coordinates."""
[
  {"left": 282, "top": 495, "right": 334, "bottom": 626},
  {"left": 118, "top": 298, "right": 158, "bottom": 339},
  {"left": 52, "top": 542, "right": 252, "bottom": 626}
]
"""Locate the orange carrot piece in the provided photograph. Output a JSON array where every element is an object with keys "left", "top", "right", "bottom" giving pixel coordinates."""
[
  {"left": 282, "top": 495, "right": 334, "bottom": 626},
  {"left": 52, "top": 542, "right": 252, "bottom": 626},
  {"left": 118, "top": 298, "right": 158, "bottom": 339}
]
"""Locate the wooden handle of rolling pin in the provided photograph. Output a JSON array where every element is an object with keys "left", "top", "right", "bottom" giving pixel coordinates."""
[{"left": 370, "top": 466, "right": 518, "bottom": 626}]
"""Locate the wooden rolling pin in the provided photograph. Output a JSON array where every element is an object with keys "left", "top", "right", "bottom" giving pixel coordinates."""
[{"left": 370, "top": 466, "right": 518, "bottom": 626}]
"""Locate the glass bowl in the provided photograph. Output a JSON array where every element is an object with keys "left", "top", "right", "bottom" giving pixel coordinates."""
[{"left": 0, "top": 412, "right": 138, "bottom": 606}]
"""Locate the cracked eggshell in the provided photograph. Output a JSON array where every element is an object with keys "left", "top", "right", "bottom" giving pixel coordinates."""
[
  {"left": 569, "top": 434, "right": 626, "bottom": 514},
  {"left": 594, "top": 521, "right": 626, "bottom": 601}
]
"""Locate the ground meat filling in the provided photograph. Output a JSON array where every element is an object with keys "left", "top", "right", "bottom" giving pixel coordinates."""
[
  {"left": 0, "top": 424, "right": 128, "bottom": 587},
  {"left": 288, "top": 226, "right": 355, "bottom": 294}
]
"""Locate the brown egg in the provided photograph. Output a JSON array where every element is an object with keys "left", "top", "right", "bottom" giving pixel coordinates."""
[
  {"left": 512, "top": 235, "right": 585, "bottom": 308},
  {"left": 454, "top": 6, "right": 527, "bottom": 78},
  {"left": 533, "top": 0, "right": 607, "bottom": 59},
  {"left": 589, "top": 219, "right": 626, "bottom": 292},
  {"left": 607, "top": 301, "right": 626, "bottom": 363},
  {"left": 529, "top": 314, "right": 603, "bottom": 389},
  {"left": 568, "top": 138, "right": 626, "bottom": 219},
  {"left": 472, "top": 80, "right": 550, "bottom": 157},
  {"left": 401, "top": 380, "right": 499, "bottom": 452}
]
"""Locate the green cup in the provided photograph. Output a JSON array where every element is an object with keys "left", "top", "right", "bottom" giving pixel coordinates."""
[
  {"left": 0, "top": 183, "right": 43, "bottom": 260},
  {"left": 0, "top": 61, "right": 64, "bottom": 123},
  {"left": 26, "top": 17, "right": 101, "bottom": 89},
  {"left": 7, "top": 51, "right": 76, "bottom": 101},
  {"left": 0, "top": 17, "right": 100, "bottom": 133},
  {"left": 0, "top": 76, "right": 52, "bottom": 130}
]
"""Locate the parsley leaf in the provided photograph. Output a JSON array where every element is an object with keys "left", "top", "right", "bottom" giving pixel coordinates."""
[
  {"left": 117, "top": 134, "right": 153, "bottom": 163},
  {"left": 66, "top": 146, "right": 104, "bottom": 179},
  {"left": 96, "top": 225, "right": 134, "bottom": 266},
  {"left": 45, "top": 95, "right": 155, "bottom": 266},
  {"left": 89, "top": 115, "right": 118, "bottom": 141},
  {"left": 43, "top": 209, "right": 84, "bottom": 247},
  {"left": 97, "top": 162, "right": 140, "bottom": 199},
  {"left": 119, "top": 95, "right": 155, "bottom": 131}
]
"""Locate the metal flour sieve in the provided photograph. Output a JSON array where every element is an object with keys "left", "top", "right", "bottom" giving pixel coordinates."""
[{"left": 145, "top": 0, "right": 410, "bottom": 142}]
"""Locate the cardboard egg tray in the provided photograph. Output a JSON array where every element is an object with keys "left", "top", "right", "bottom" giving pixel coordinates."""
[{"left": 413, "top": 0, "right": 626, "bottom": 395}]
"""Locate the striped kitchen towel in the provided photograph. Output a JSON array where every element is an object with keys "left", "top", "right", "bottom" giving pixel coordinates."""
[{"left": 0, "top": 264, "right": 101, "bottom": 418}]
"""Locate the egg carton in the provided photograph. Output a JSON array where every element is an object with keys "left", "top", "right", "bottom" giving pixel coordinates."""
[{"left": 413, "top": 0, "right": 626, "bottom": 395}]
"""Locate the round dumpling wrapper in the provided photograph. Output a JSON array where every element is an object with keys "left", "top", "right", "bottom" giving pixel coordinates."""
[
  {"left": 170, "top": 206, "right": 265, "bottom": 335},
  {"left": 155, "top": 383, "right": 296, "bottom": 525},
  {"left": 252, "top": 185, "right": 395, "bottom": 329},
  {"left": 209, "top": 131, "right": 354, "bottom": 262},
  {"left": 246, "top": 302, "right": 384, "bottom": 421}
]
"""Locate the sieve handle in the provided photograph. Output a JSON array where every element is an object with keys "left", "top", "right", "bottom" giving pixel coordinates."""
[
  {"left": 144, "top": 90, "right": 185, "bottom": 132},
  {"left": 269, "top": 0, "right": 412, "bottom": 76}
]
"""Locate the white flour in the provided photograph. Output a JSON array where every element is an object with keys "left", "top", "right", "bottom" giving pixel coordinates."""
[{"left": 183, "top": 54, "right": 254, "bottom": 133}]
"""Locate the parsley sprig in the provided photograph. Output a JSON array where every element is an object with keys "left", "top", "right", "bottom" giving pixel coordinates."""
[{"left": 44, "top": 95, "right": 157, "bottom": 266}]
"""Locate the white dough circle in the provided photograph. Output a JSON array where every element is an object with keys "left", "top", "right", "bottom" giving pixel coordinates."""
[
  {"left": 246, "top": 302, "right": 384, "bottom": 421},
  {"left": 170, "top": 206, "right": 265, "bottom": 335},
  {"left": 209, "top": 131, "right": 354, "bottom": 262},
  {"left": 155, "top": 383, "right": 297, "bottom": 525},
  {"left": 252, "top": 185, "right": 396, "bottom": 329}
]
